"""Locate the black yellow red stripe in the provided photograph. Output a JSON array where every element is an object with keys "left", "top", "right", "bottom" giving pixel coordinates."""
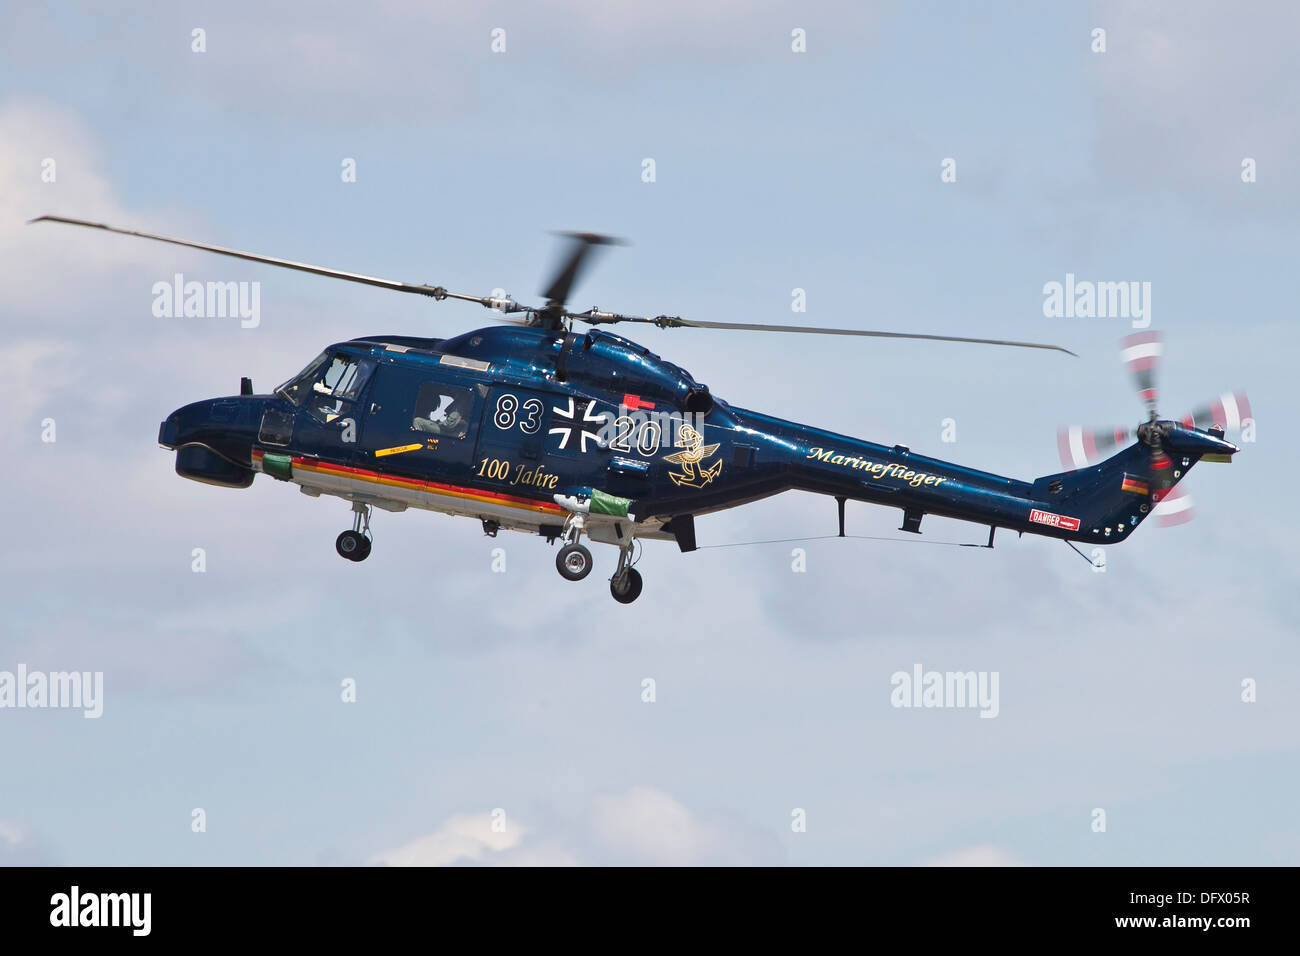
[{"left": 251, "top": 449, "right": 565, "bottom": 515}]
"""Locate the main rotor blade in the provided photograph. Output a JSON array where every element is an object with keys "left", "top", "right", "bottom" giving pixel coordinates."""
[
  {"left": 29, "top": 215, "right": 451, "bottom": 300},
  {"left": 540, "top": 232, "right": 624, "bottom": 310},
  {"left": 578, "top": 312, "right": 1076, "bottom": 355}
]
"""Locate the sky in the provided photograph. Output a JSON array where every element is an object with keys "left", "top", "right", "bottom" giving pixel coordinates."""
[{"left": 0, "top": 0, "right": 1296, "bottom": 866}]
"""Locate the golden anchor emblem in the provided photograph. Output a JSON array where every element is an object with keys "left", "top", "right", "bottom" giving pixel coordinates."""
[{"left": 663, "top": 424, "right": 722, "bottom": 488}]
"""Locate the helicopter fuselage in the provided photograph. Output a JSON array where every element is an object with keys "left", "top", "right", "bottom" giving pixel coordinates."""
[{"left": 158, "top": 324, "right": 1236, "bottom": 552}]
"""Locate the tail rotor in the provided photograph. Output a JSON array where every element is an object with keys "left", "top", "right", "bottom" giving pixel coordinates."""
[{"left": 1057, "top": 332, "right": 1250, "bottom": 529}]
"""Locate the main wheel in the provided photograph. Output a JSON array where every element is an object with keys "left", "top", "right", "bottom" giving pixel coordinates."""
[
  {"left": 610, "top": 567, "right": 643, "bottom": 604},
  {"left": 336, "top": 530, "right": 371, "bottom": 562},
  {"left": 556, "top": 543, "right": 593, "bottom": 581}
]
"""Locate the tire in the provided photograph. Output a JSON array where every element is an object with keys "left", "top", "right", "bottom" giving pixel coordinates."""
[
  {"left": 610, "top": 567, "right": 643, "bottom": 604},
  {"left": 336, "top": 530, "right": 370, "bottom": 562},
  {"left": 556, "top": 543, "right": 593, "bottom": 581}
]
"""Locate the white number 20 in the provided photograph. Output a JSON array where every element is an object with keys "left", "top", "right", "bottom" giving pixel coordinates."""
[{"left": 611, "top": 416, "right": 661, "bottom": 455}]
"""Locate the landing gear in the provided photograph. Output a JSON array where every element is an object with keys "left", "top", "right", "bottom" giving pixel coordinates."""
[
  {"left": 610, "top": 567, "right": 643, "bottom": 604},
  {"left": 556, "top": 543, "right": 593, "bottom": 581},
  {"left": 336, "top": 530, "right": 371, "bottom": 561},
  {"left": 337, "top": 502, "right": 372, "bottom": 562},
  {"left": 552, "top": 507, "right": 645, "bottom": 601},
  {"left": 555, "top": 511, "right": 593, "bottom": 581},
  {"left": 608, "top": 539, "right": 643, "bottom": 604}
]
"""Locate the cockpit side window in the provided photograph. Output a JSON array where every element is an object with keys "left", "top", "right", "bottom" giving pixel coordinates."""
[
  {"left": 276, "top": 352, "right": 329, "bottom": 406},
  {"left": 277, "top": 352, "right": 376, "bottom": 410},
  {"left": 303, "top": 354, "right": 377, "bottom": 425}
]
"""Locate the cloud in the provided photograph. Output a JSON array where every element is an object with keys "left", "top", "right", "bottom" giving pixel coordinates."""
[
  {"left": 368, "top": 812, "right": 525, "bottom": 867},
  {"left": 1, "top": 3, "right": 881, "bottom": 128},
  {"left": 0, "top": 99, "right": 154, "bottom": 317},
  {"left": 1092, "top": 0, "right": 1300, "bottom": 214},
  {"left": 0, "top": 820, "right": 60, "bottom": 866},
  {"left": 918, "top": 844, "right": 1029, "bottom": 867},
  {"left": 369, "top": 787, "right": 782, "bottom": 866}
]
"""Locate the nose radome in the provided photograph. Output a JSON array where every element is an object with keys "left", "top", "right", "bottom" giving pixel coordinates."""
[
  {"left": 158, "top": 396, "right": 269, "bottom": 464},
  {"left": 162, "top": 396, "right": 269, "bottom": 489}
]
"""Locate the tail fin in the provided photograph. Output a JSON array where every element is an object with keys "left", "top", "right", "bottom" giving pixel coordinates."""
[{"left": 1029, "top": 424, "right": 1238, "bottom": 541}]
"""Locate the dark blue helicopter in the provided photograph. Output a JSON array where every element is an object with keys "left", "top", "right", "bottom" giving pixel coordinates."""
[{"left": 32, "top": 217, "right": 1243, "bottom": 602}]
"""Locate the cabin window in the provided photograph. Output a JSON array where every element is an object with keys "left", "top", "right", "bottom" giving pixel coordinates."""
[{"left": 412, "top": 383, "right": 472, "bottom": 438}]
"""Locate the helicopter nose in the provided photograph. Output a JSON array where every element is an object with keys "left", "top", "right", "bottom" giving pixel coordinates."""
[{"left": 160, "top": 397, "right": 268, "bottom": 489}]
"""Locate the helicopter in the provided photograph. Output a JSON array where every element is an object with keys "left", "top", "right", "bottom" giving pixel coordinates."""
[{"left": 31, "top": 216, "right": 1245, "bottom": 602}]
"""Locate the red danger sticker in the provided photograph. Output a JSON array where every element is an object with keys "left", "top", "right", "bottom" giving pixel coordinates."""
[{"left": 1029, "top": 508, "right": 1080, "bottom": 531}]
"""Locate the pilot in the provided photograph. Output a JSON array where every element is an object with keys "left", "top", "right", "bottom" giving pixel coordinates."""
[{"left": 413, "top": 396, "right": 467, "bottom": 436}]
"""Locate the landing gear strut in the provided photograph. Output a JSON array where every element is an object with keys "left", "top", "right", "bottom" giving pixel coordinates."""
[
  {"left": 609, "top": 540, "right": 643, "bottom": 604},
  {"left": 555, "top": 512, "right": 592, "bottom": 581},
  {"left": 551, "top": 508, "right": 645, "bottom": 601},
  {"left": 336, "top": 502, "right": 372, "bottom": 562}
]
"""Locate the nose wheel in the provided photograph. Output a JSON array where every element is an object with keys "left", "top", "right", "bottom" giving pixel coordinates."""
[
  {"left": 337, "top": 502, "right": 373, "bottom": 562},
  {"left": 556, "top": 543, "right": 593, "bottom": 580},
  {"left": 555, "top": 512, "right": 593, "bottom": 581}
]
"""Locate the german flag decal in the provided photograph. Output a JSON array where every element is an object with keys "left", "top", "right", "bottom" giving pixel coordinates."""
[{"left": 1121, "top": 474, "right": 1149, "bottom": 495}]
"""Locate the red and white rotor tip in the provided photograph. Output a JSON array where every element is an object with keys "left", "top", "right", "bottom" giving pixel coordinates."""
[
  {"left": 1153, "top": 484, "right": 1195, "bottom": 527},
  {"left": 1121, "top": 331, "right": 1163, "bottom": 413}
]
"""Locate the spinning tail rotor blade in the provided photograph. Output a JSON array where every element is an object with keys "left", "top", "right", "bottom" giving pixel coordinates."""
[
  {"left": 1121, "top": 331, "right": 1163, "bottom": 415},
  {"left": 1057, "top": 425, "right": 1134, "bottom": 469},
  {"left": 1060, "top": 334, "right": 1249, "bottom": 531},
  {"left": 1179, "top": 391, "right": 1252, "bottom": 434},
  {"left": 1153, "top": 483, "right": 1195, "bottom": 527}
]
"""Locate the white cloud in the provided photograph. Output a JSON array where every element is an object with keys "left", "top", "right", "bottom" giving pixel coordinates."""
[
  {"left": 589, "top": 786, "right": 719, "bottom": 865},
  {"left": 0, "top": 100, "right": 168, "bottom": 315},
  {"left": 1093, "top": 0, "right": 1300, "bottom": 211},
  {"left": 369, "top": 787, "right": 781, "bottom": 866},
  {"left": 369, "top": 812, "right": 524, "bottom": 866},
  {"left": 0, "top": 820, "right": 58, "bottom": 865},
  {"left": 919, "top": 844, "right": 1029, "bottom": 867}
]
